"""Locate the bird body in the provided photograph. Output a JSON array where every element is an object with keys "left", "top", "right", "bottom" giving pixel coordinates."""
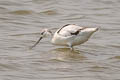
[
  {"left": 31, "top": 24, "right": 98, "bottom": 49},
  {"left": 51, "top": 24, "right": 98, "bottom": 48}
]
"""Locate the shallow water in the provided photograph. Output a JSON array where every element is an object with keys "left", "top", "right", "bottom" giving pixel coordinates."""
[{"left": 0, "top": 0, "right": 120, "bottom": 80}]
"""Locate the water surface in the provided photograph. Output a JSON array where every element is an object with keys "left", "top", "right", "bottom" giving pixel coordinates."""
[{"left": 0, "top": 0, "right": 120, "bottom": 80}]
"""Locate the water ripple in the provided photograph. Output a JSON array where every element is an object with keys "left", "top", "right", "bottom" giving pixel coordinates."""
[
  {"left": 0, "top": 0, "right": 120, "bottom": 80},
  {"left": 9, "top": 10, "right": 34, "bottom": 15}
]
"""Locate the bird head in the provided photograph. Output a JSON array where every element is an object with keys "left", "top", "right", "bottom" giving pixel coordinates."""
[
  {"left": 30, "top": 29, "right": 52, "bottom": 49},
  {"left": 41, "top": 29, "right": 53, "bottom": 37}
]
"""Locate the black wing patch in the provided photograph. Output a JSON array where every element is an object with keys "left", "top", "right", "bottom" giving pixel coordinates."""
[
  {"left": 70, "top": 27, "right": 87, "bottom": 35},
  {"left": 70, "top": 30, "right": 80, "bottom": 35},
  {"left": 57, "top": 24, "right": 71, "bottom": 33},
  {"left": 71, "top": 27, "right": 86, "bottom": 35},
  {"left": 57, "top": 24, "right": 87, "bottom": 35}
]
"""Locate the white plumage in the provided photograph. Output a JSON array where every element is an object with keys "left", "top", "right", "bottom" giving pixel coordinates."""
[{"left": 31, "top": 24, "right": 98, "bottom": 50}]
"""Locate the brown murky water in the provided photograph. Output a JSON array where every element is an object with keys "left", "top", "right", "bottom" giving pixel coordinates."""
[{"left": 0, "top": 0, "right": 120, "bottom": 80}]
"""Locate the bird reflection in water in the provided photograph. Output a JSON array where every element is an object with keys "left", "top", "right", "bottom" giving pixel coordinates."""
[{"left": 50, "top": 48, "right": 86, "bottom": 61}]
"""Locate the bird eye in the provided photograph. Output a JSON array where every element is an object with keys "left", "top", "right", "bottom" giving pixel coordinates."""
[{"left": 41, "top": 31, "right": 44, "bottom": 35}]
